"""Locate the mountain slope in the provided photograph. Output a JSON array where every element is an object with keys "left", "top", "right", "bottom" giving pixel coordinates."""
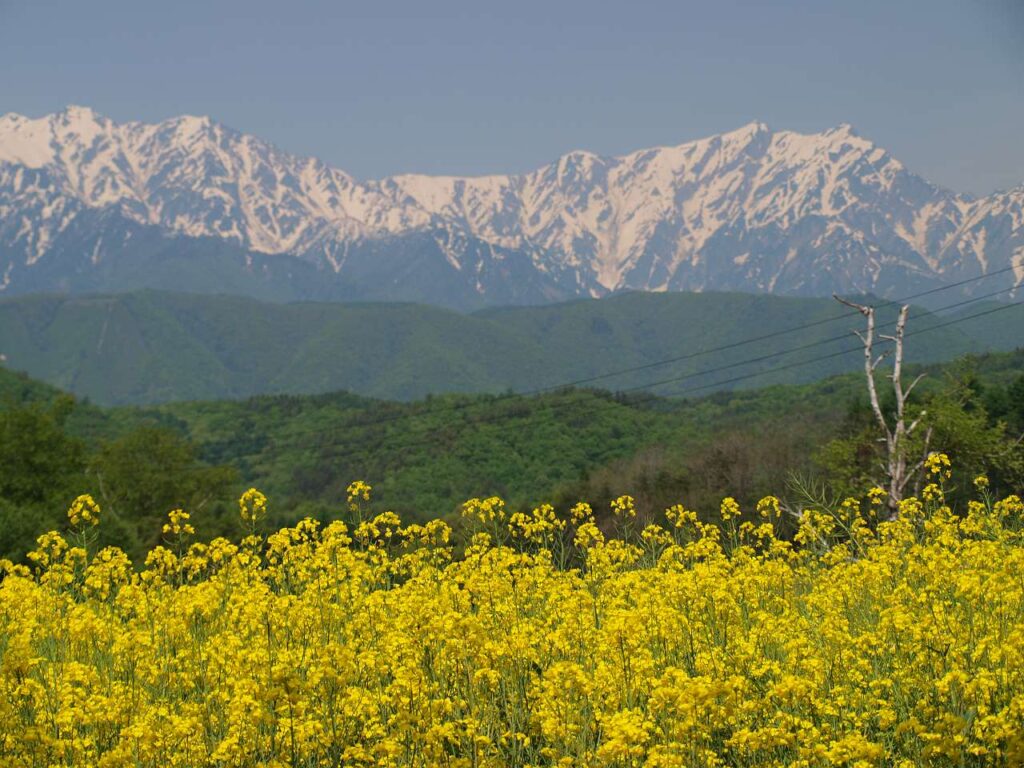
[
  {"left": 1, "top": 107, "right": 1022, "bottom": 309},
  {"left": 2, "top": 289, "right": 1018, "bottom": 406}
]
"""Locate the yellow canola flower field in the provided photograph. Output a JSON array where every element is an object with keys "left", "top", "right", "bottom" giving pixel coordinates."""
[{"left": 2, "top": 472, "right": 1024, "bottom": 767}]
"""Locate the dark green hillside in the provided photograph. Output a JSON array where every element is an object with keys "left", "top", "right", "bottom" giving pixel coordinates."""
[
  {"left": 946, "top": 300, "right": 1024, "bottom": 352},
  {"left": 472, "top": 290, "right": 1007, "bottom": 394},
  {"left": 2, "top": 289, "right": 1015, "bottom": 406}
]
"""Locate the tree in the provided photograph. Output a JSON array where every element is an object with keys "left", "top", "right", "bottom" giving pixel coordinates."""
[
  {"left": 834, "top": 298, "right": 930, "bottom": 515},
  {"left": 88, "top": 426, "right": 238, "bottom": 550},
  {"left": 0, "top": 396, "right": 84, "bottom": 506},
  {"left": 0, "top": 396, "right": 87, "bottom": 560},
  {"left": 921, "top": 389, "right": 1024, "bottom": 496},
  {"left": 1007, "top": 374, "right": 1024, "bottom": 436}
]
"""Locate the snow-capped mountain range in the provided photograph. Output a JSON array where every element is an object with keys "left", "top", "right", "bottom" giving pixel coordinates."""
[{"left": 1, "top": 105, "right": 1022, "bottom": 309}]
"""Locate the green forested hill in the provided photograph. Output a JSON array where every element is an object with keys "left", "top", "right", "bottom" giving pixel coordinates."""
[
  {"left": 3, "top": 347, "right": 1024, "bottom": 562},
  {"left": 947, "top": 300, "right": 1024, "bottom": 350},
  {"left": 2, "top": 289, "right": 1021, "bottom": 406}
]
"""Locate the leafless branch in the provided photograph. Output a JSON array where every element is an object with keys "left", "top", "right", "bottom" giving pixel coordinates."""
[
  {"left": 903, "top": 373, "right": 927, "bottom": 401},
  {"left": 907, "top": 409, "right": 928, "bottom": 436},
  {"left": 834, "top": 298, "right": 928, "bottom": 517}
]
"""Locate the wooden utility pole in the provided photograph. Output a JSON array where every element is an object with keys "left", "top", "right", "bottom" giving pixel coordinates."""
[{"left": 834, "top": 297, "right": 932, "bottom": 517}]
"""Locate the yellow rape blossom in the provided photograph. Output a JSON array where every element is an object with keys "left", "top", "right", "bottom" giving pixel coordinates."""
[
  {"left": 239, "top": 487, "right": 267, "bottom": 524},
  {"left": 162, "top": 508, "right": 196, "bottom": 537},
  {"left": 925, "top": 451, "right": 953, "bottom": 479},
  {"left": 346, "top": 479, "right": 373, "bottom": 503},
  {"left": 720, "top": 496, "right": 741, "bottom": 521},
  {"left": 67, "top": 493, "right": 100, "bottom": 527},
  {"left": 610, "top": 494, "right": 636, "bottom": 518},
  {"left": 1, "top": 465, "right": 1023, "bottom": 767}
]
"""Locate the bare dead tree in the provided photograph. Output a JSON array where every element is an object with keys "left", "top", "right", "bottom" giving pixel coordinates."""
[{"left": 834, "top": 297, "right": 933, "bottom": 517}]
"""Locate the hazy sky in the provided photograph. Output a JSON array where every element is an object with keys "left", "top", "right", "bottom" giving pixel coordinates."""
[{"left": 2, "top": 0, "right": 1022, "bottom": 195}]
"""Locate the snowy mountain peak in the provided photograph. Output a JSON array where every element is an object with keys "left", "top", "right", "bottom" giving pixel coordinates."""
[
  {"left": 725, "top": 119, "right": 771, "bottom": 140},
  {"left": 0, "top": 107, "right": 1021, "bottom": 308},
  {"left": 163, "top": 114, "right": 215, "bottom": 137},
  {"left": 0, "top": 111, "right": 55, "bottom": 168},
  {"left": 826, "top": 121, "right": 857, "bottom": 136},
  {"left": 58, "top": 104, "right": 104, "bottom": 121}
]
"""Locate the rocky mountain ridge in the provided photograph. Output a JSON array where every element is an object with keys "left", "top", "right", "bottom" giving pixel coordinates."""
[{"left": 1, "top": 106, "right": 1021, "bottom": 308}]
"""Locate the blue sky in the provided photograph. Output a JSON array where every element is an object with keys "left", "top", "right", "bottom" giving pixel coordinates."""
[{"left": 2, "top": 0, "right": 1022, "bottom": 195}]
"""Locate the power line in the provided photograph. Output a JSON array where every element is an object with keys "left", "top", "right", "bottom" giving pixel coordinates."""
[
  {"left": 257, "top": 282, "right": 1017, "bottom": 446},
  {"left": 593, "top": 285, "right": 1017, "bottom": 397},
  {"left": 358, "top": 297, "right": 1024, "bottom": 465},
  {"left": 544, "top": 263, "right": 1022, "bottom": 392},
  {"left": 251, "top": 267, "right": 1022, "bottom": 448},
  {"left": 254, "top": 289, "right": 1023, "bottom": 466},
  {"left": 633, "top": 296, "right": 1023, "bottom": 398}
]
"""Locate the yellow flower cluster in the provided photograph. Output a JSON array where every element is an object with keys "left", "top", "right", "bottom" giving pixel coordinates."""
[
  {"left": 610, "top": 494, "right": 637, "bottom": 518},
  {"left": 925, "top": 451, "right": 953, "bottom": 479},
  {"left": 162, "top": 508, "right": 196, "bottom": 537},
  {"left": 462, "top": 495, "right": 507, "bottom": 524},
  {"left": 346, "top": 480, "right": 373, "bottom": 503},
  {"left": 239, "top": 487, "right": 267, "bottom": 524},
  {"left": 66, "top": 493, "right": 100, "bottom": 527},
  {"left": 719, "top": 496, "right": 741, "bottom": 521},
  {"left": 509, "top": 504, "right": 567, "bottom": 542},
  {"left": 2, "top": 474, "right": 1024, "bottom": 767}
]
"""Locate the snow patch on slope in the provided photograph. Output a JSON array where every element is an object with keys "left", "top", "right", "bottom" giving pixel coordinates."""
[{"left": 0, "top": 107, "right": 1022, "bottom": 304}]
